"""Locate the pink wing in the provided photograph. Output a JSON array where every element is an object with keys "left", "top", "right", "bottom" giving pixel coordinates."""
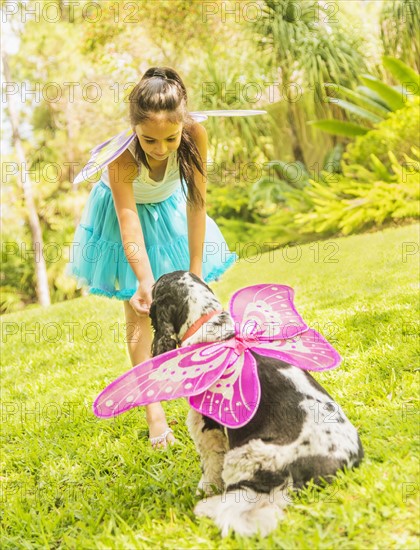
[
  {"left": 251, "top": 328, "right": 341, "bottom": 371},
  {"left": 93, "top": 342, "right": 237, "bottom": 418},
  {"left": 229, "top": 284, "right": 308, "bottom": 341},
  {"left": 189, "top": 350, "right": 261, "bottom": 428}
]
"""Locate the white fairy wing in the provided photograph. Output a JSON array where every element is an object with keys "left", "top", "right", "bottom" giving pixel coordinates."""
[
  {"left": 73, "top": 110, "right": 266, "bottom": 185},
  {"left": 190, "top": 109, "right": 267, "bottom": 121},
  {"left": 73, "top": 128, "right": 136, "bottom": 185}
]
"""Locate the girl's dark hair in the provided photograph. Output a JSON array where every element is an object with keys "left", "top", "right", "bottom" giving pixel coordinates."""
[{"left": 128, "top": 66, "right": 204, "bottom": 207}]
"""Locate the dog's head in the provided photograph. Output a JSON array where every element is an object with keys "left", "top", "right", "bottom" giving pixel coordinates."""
[{"left": 149, "top": 271, "right": 235, "bottom": 356}]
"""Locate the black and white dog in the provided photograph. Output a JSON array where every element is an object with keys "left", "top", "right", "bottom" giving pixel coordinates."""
[{"left": 149, "top": 271, "right": 364, "bottom": 537}]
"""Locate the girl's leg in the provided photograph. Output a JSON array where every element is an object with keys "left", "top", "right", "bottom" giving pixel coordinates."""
[{"left": 123, "top": 301, "right": 176, "bottom": 448}]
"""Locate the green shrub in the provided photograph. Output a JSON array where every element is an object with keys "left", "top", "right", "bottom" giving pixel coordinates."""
[
  {"left": 343, "top": 98, "right": 420, "bottom": 167},
  {"left": 251, "top": 100, "right": 420, "bottom": 244},
  {"left": 291, "top": 148, "right": 420, "bottom": 236},
  {"left": 207, "top": 182, "right": 256, "bottom": 222}
]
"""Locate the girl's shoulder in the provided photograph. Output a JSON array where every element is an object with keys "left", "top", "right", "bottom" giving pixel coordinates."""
[
  {"left": 189, "top": 121, "right": 207, "bottom": 142},
  {"left": 188, "top": 121, "right": 207, "bottom": 154},
  {"left": 111, "top": 145, "right": 137, "bottom": 167},
  {"left": 127, "top": 138, "right": 137, "bottom": 156}
]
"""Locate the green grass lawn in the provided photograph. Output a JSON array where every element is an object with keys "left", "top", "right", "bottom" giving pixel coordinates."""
[{"left": 1, "top": 223, "right": 419, "bottom": 549}]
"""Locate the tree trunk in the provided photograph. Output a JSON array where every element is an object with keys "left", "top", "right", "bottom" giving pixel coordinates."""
[
  {"left": 287, "top": 104, "right": 306, "bottom": 165},
  {"left": 279, "top": 69, "right": 306, "bottom": 165},
  {"left": 2, "top": 50, "right": 51, "bottom": 307}
]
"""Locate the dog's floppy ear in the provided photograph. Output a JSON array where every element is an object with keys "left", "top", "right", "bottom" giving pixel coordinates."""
[
  {"left": 149, "top": 299, "right": 177, "bottom": 357},
  {"left": 151, "top": 323, "right": 178, "bottom": 357}
]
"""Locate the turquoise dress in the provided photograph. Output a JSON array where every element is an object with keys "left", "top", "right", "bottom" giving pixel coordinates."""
[{"left": 66, "top": 145, "right": 237, "bottom": 299}]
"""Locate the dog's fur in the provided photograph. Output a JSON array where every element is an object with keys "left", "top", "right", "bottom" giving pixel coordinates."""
[{"left": 150, "top": 271, "right": 364, "bottom": 537}]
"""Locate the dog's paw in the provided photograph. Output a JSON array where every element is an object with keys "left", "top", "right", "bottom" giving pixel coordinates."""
[
  {"left": 196, "top": 476, "right": 223, "bottom": 496},
  {"left": 194, "top": 495, "right": 220, "bottom": 519}
]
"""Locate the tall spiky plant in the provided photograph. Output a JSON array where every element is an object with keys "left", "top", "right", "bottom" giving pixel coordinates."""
[
  {"left": 252, "top": 0, "right": 369, "bottom": 163},
  {"left": 380, "top": 0, "right": 420, "bottom": 72},
  {"left": 309, "top": 57, "right": 420, "bottom": 137},
  {"left": 190, "top": 49, "right": 272, "bottom": 164}
]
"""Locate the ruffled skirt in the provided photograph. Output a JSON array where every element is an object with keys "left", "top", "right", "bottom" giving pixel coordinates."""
[{"left": 66, "top": 180, "right": 237, "bottom": 299}]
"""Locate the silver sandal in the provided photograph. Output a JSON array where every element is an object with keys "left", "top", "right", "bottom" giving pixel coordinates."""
[{"left": 149, "top": 428, "right": 174, "bottom": 448}]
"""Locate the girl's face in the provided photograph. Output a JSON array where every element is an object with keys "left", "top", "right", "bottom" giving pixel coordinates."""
[{"left": 135, "top": 113, "right": 183, "bottom": 162}]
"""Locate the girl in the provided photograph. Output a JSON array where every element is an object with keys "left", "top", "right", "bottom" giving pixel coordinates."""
[{"left": 67, "top": 66, "right": 237, "bottom": 449}]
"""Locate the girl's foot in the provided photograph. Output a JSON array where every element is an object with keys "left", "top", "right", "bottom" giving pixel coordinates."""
[
  {"left": 149, "top": 428, "right": 174, "bottom": 449},
  {"left": 147, "top": 413, "right": 177, "bottom": 449}
]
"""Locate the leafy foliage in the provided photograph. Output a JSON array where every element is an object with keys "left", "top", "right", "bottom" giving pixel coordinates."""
[
  {"left": 382, "top": 56, "right": 420, "bottom": 94},
  {"left": 251, "top": 0, "right": 370, "bottom": 165},
  {"left": 246, "top": 99, "right": 419, "bottom": 244},
  {"left": 310, "top": 57, "right": 419, "bottom": 136},
  {"left": 380, "top": 0, "right": 420, "bottom": 72},
  {"left": 2, "top": 0, "right": 417, "bottom": 312},
  {"left": 343, "top": 98, "right": 420, "bottom": 167},
  {"left": 249, "top": 160, "right": 310, "bottom": 213},
  {"left": 188, "top": 51, "right": 273, "bottom": 164},
  {"left": 290, "top": 147, "right": 420, "bottom": 236}
]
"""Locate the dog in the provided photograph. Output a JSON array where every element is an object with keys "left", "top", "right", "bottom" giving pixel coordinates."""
[{"left": 149, "top": 271, "right": 364, "bottom": 537}]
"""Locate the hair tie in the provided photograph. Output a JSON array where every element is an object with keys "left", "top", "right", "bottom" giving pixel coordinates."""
[{"left": 153, "top": 69, "right": 167, "bottom": 79}]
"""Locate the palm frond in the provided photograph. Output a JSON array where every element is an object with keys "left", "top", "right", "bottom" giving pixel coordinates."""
[
  {"left": 359, "top": 75, "right": 407, "bottom": 111},
  {"left": 382, "top": 56, "right": 420, "bottom": 94},
  {"left": 308, "top": 120, "right": 368, "bottom": 137},
  {"left": 324, "top": 98, "right": 383, "bottom": 124},
  {"left": 325, "top": 83, "right": 389, "bottom": 118}
]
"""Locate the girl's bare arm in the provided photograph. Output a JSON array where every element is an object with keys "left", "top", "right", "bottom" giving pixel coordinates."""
[
  {"left": 108, "top": 148, "right": 154, "bottom": 287},
  {"left": 187, "top": 123, "right": 208, "bottom": 279}
]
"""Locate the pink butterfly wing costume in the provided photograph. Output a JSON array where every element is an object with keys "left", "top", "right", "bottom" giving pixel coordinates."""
[{"left": 93, "top": 284, "right": 342, "bottom": 428}]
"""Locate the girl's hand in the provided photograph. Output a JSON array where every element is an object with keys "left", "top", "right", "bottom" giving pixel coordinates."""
[
  {"left": 190, "top": 270, "right": 203, "bottom": 282},
  {"left": 189, "top": 262, "right": 203, "bottom": 281},
  {"left": 129, "top": 279, "right": 154, "bottom": 316}
]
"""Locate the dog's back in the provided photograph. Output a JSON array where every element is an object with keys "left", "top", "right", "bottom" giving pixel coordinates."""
[
  {"left": 195, "top": 353, "right": 363, "bottom": 536},
  {"left": 225, "top": 353, "right": 363, "bottom": 489},
  {"left": 150, "top": 272, "right": 363, "bottom": 537}
]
